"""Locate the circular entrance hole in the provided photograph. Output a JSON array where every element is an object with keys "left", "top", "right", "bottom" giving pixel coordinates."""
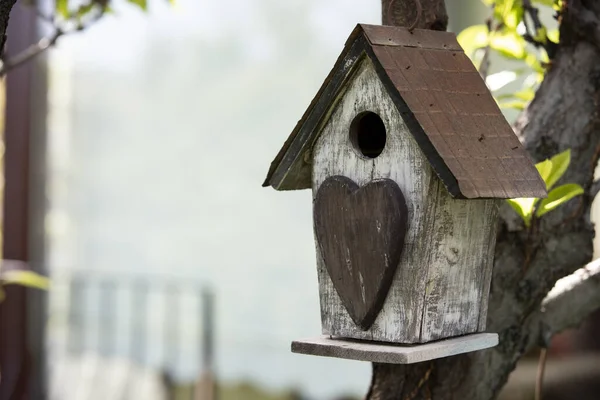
[{"left": 349, "top": 111, "right": 387, "bottom": 158}]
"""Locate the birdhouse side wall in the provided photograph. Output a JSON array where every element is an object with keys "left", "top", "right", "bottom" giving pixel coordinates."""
[
  {"left": 312, "top": 56, "right": 437, "bottom": 343},
  {"left": 311, "top": 56, "right": 499, "bottom": 343},
  {"left": 418, "top": 185, "right": 499, "bottom": 342}
]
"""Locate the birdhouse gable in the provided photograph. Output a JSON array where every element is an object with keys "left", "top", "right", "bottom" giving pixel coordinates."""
[{"left": 263, "top": 24, "right": 547, "bottom": 199}]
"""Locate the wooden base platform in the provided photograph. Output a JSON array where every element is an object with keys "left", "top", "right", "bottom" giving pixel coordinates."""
[{"left": 291, "top": 333, "right": 498, "bottom": 364}]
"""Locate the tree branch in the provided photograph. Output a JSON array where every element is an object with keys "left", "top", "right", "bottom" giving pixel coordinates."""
[
  {"left": 522, "top": 0, "right": 558, "bottom": 58},
  {"left": 564, "top": 0, "right": 600, "bottom": 51},
  {"left": 522, "top": 0, "right": 543, "bottom": 32},
  {"left": 381, "top": 0, "right": 447, "bottom": 30},
  {"left": 0, "top": 28, "right": 63, "bottom": 76},
  {"left": 528, "top": 259, "right": 600, "bottom": 346},
  {"left": 0, "top": 0, "right": 18, "bottom": 52},
  {"left": 0, "top": 2, "right": 106, "bottom": 77}
]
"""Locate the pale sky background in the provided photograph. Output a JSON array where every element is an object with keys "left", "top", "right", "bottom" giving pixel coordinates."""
[
  {"left": 48, "top": 1, "right": 381, "bottom": 398},
  {"left": 45, "top": 0, "right": 489, "bottom": 398}
]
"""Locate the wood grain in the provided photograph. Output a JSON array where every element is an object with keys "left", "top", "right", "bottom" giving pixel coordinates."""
[
  {"left": 312, "top": 56, "right": 498, "bottom": 343},
  {"left": 418, "top": 188, "right": 500, "bottom": 341},
  {"left": 314, "top": 176, "right": 408, "bottom": 330}
]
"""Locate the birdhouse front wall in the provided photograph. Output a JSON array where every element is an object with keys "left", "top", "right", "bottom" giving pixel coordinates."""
[{"left": 311, "top": 56, "right": 499, "bottom": 344}]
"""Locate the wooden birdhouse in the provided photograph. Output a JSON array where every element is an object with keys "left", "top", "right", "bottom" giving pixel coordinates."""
[{"left": 263, "top": 24, "right": 547, "bottom": 363}]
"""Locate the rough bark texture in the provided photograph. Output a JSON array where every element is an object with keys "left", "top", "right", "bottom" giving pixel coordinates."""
[
  {"left": 0, "top": 0, "right": 17, "bottom": 53},
  {"left": 382, "top": 0, "right": 448, "bottom": 30},
  {"left": 367, "top": 1, "right": 600, "bottom": 399}
]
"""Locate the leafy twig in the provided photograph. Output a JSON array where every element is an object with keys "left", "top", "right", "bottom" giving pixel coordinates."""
[
  {"left": 0, "top": 2, "right": 105, "bottom": 77},
  {"left": 523, "top": 0, "right": 544, "bottom": 33},
  {"left": 0, "top": 28, "right": 63, "bottom": 75},
  {"left": 522, "top": 0, "right": 558, "bottom": 59}
]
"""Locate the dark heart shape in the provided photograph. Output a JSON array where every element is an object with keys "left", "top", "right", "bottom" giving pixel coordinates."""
[{"left": 314, "top": 176, "right": 408, "bottom": 330}]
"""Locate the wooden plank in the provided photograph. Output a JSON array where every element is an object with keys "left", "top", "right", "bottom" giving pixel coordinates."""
[
  {"left": 419, "top": 193, "right": 499, "bottom": 342},
  {"left": 477, "top": 200, "right": 500, "bottom": 331},
  {"left": 313, "top": 176, "right": 408, "bottom": 330},
  {"left": 291, "top": 334, "right": 498, "bottom": 364},
  {"left": 312, "top": 56, "right": 436, "bottom": 343}
]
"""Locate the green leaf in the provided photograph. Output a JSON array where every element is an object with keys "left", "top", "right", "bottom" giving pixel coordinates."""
[
  {"left": 503, "top": 5, "right": 524, "bottom": 29},
  {"left": 127, "top": 0, "right": 147, "bottom": 10},
  {"left": 535, "top": 159, "right": 553, "bottom": 184},
  {"left": 490, "top": 30, "right": 527, "bottom": 59},
  {"left": 1, "top": 271, "right": 49, "bottom": 290},
  {"left": 545, "top": 149, "right": 571, "bottom": 190},
  {"left": 515, "top": 88, "right": 536, "bottom": 101},
  {"left": 535, "top": 183, "right": 584, "bottom": 217},
  {"left": 553, "top": 0, "right": 564, "bottom": 11},
  {"left": 498, "top": 99, "right": 528, "bottom": 110},
  {"left": 77, "top": 3, "right": 96, "bottom": 18},
  {"left": 491, "top": 0, "right": 524, "bottom": 29},
  {"left": 547, "top": 29, "right": 559, "bottom": 43},
  {"left": 56, "top": 0, "right": 69, "bottom": 18},
  {"left": 525, "top": 53, "right": 545, "bottom": 73},
  {"left": 493, "top": 0, "right": 514, "bottom": 20},
  {"left": 496, "top": 88, "right": 536, "bottom": 102},
  {"left": 457, "top": 25, "right": 489, "bottom": 58},
  {"left": 506, "top": 197, "right": 538, "bottom": 227},
  {"left": 533, "top": 26, "right": 548, "bottom": 44},
  {"left": 532, "top": 0, "right": 555, "bottom": 6},
  {"left": 486, "top": 71, "right": 518, "bottom": 91}
]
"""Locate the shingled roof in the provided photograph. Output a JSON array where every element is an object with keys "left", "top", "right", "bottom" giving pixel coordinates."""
[{"left": 263, "top": 24, "right": 547, "bottom": 199}]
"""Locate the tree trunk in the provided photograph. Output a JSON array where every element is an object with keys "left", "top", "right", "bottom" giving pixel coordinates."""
[
  {"left": 368, "top": 1, "right": 600, "bottom": 399},
  {"left": 0, "top": 0, "right": 18, "bottom": 51}
]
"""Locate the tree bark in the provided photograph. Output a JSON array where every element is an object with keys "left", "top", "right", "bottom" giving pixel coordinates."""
[
  {"left": 367, "top": 1, "right": 600, "bottom": 399},
  {"left": 381, "top": 0, "right": 448, "bottom": 30},
  {"left": 0, "top": 0, "right": 18, "bottom": 53}
]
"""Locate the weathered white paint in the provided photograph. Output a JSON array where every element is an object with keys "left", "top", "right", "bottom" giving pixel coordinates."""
[
  {"left": 311, "top": 56, "right": 499, "bottom": 343},
  {"left": 292, "top": 333, "right": 499, "bottom": 364},
  {"left": 420, "top": 188, "right": 499, "bottom": 341}
]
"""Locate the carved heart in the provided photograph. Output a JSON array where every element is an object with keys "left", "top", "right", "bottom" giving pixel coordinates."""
[{"left": 314, "top": 176, "right": 408, "bottom": 330}]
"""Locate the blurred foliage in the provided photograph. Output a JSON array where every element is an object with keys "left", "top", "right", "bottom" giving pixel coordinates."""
[
  {"left": 51, "top": 0, "right": 173, "bottom": 30},
  {"left": 0, "top": 270, "right": 50, "bottom": 302},
  {"left": 170, "top": 381, "right": 361, "bottom": 400},
  {"left": 218, "top": 382, "right": 305, "bottom": 400},
  {"left": 506, "top": 149, "right": 583, "bottom": 227},
  {"left": 457, "top": 0, "right": 562, "bottom": 111}
]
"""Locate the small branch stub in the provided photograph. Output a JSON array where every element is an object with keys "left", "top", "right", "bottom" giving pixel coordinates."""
[{"left": 382, "top": 0, "right": 448, "bottom": 31}]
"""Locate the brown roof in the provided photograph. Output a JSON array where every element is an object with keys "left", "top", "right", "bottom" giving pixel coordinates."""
[{"left": 263, "top": 24, "right": 547, "bottom": 199}]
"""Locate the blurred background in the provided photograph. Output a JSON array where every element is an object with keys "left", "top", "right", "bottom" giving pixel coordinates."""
[{"left": 1, "top": 0, "right": 600, "bottom": 399}]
